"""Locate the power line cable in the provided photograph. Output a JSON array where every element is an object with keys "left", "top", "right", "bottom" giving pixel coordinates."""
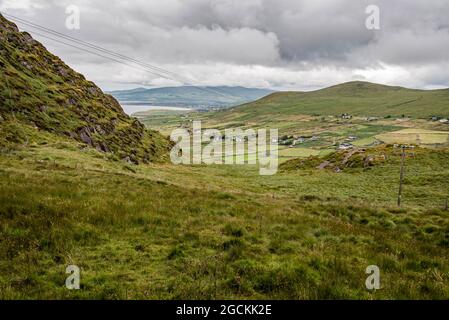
[
  {"left": 23, "top": 29, "right": 176, "bottom": 81},
  {"left": 1, "top": 12, "right": 235, "bottom": 99},
  {"left": 2, "top": 12, "right": 190, "bottom": 83}
]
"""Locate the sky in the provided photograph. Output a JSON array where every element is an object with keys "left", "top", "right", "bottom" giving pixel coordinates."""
[{"left": 1, "top": 0, "right": 449, "bottom": 91}]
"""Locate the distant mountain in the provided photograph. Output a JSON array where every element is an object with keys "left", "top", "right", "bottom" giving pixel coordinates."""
[
  {"left": 221, "top": 81, "right": 449, "bottom": 119},
  {"left": 109, "top": 86, "right": 274, "bottom": 108}
]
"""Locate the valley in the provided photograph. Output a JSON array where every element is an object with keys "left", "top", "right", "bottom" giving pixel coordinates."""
[
  {"left": 1, "top": 12, "right": 449, "bottom": 300},
  {"left": 135, "top": 96, "right": 449, "bottom": 163}
]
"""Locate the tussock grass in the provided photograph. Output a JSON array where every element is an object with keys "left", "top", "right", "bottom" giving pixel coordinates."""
[{"left": 1, "top": 128, "right": 448, "bottom": 299}]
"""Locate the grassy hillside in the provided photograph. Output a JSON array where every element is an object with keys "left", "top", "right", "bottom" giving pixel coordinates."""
[
  {"left": 217, "top": 81, "right": 449, "bottom": 121},
  {"left": 1, "top": 125, "right": 449, "bottom": 299},
  {"left": 135, "top": 82, "right": 449, "bottom": 156},
  {"left": 0, "top": 14, "right": 170, "bottom": 163}
]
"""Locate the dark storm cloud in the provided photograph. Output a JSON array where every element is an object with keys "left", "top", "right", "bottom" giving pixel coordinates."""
[{"left": 1, "top": 0, "right": 449, "bottom": 89}]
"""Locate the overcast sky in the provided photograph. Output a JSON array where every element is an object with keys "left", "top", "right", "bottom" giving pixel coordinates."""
[{"left": 1, "top": 0, "right": 449, "bottom": 91}]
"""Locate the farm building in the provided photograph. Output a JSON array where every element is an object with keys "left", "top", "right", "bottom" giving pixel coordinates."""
[{"left": 338, "top": 143, "right": 354, "bottom": 150}]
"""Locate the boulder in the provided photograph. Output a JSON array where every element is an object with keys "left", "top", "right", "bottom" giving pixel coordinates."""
[
  {"left": 79, "top": 128, "right": 93, "bottom": 146},
  {"left": 317, "top": 161, "right": 331, "bottom": 170}
]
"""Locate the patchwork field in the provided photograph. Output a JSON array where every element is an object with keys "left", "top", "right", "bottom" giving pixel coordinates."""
[
  {"left": 377, "top": 129, "right": 449, "bottom": 145},
  {"left": 136, "top": 108, "right": 449, "bottom": 164}
]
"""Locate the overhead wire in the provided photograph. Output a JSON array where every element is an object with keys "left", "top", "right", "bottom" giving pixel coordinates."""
[{"left": 1, "top": 12, "right": 235, "bottom": 99}]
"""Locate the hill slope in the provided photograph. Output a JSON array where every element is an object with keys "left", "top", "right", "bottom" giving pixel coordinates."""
[
  {"left": 0, "top": 14, "right": 169, "bottom": 163},
  {"left": 109, "top": 86, "right": 273, "bottom": 108},
  {"left": 224, "top": 81, "right": 449, "bottom": 120}
]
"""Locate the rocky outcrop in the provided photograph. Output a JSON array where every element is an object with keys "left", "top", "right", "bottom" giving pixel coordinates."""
[
  {"left": 0, "top": 14, "right": 170, "bottom": 163},
  {"left": 281, "top": 147, "right": 388, "bottom": 172}
]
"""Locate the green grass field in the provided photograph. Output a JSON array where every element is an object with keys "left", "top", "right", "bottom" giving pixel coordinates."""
[
  {"left": 4, "top": 83, "right": 448, "bottom": 299},
  {"left": 1, "top": 123, "right": 449, "bottom": 299},
  {"left": 377, "top": 129, "right": 449, "bottom": 145}
]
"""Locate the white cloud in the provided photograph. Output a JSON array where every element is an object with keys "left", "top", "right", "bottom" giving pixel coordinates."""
[{"left": 0, "top": 0, "right": 43, "bottom": 10}]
